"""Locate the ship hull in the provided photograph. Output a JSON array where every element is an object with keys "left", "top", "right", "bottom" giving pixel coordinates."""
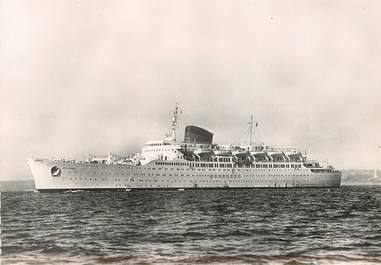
[{"left": 27, "top": 158, "right": 341, "bottom": 192}]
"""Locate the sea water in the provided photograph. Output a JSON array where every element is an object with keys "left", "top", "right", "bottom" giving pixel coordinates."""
[{"left": 2, "top": 186, "right": 381, "bottom": 264}]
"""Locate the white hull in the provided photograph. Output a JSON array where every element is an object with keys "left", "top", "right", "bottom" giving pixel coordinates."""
[{"left": 28, "top": 158, "right": 341, "bottom": 192}]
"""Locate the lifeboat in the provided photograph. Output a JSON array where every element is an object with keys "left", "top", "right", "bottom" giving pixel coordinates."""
[
  {"left": 231, "top": 146, "right": 253, "bottom": 164},
  {"left": 268, "top": 152, "right": 287, "bottom": 163},
  {"left": 251, "top": 151, "right": 270, "bottom": 162},
  {"left": 287, "top": 152, "right": 304, "bottom": 162}
]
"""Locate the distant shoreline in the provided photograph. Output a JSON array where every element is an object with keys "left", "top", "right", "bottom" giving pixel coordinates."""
[{"left": 0, "top": 179, "right": 35, "bottom": 192}]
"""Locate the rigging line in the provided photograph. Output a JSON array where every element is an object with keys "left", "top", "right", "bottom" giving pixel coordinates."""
[{"left": 232, "top": 126, "right": 251, "bottom": 146}]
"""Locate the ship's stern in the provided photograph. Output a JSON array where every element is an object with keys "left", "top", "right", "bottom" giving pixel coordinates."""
[{"left": 333, "top": 170, "right": 342, "bottom": 187}]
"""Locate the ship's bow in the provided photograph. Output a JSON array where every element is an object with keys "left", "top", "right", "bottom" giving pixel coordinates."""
[{"left": 27, "top": 158, "right": 59, "bottom": 191}]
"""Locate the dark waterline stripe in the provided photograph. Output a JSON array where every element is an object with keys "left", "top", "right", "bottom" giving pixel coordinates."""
[{"left": 36, "top": 186, "right": 342, "bottom": 193}]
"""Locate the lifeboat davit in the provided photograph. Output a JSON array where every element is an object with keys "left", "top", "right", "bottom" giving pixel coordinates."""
[
  {"left": 213, "top": 145, "right": 232, "bottom": 156},
  {"left": 194, "top": 146, "right": 214, "bottom": 157}
]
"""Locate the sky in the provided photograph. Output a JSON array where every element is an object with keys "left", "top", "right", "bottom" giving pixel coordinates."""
[{"left": 1, "top": 0, "right": 380, "bottom": 181}]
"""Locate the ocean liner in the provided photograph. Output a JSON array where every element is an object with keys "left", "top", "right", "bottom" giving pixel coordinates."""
[{"left": 28, "top": 105, "right": 341, "bottom": 192}]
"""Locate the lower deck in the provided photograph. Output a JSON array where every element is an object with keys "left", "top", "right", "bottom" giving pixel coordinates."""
[{"left": 28, "top": 159, "right": 342, "bottom": 190}]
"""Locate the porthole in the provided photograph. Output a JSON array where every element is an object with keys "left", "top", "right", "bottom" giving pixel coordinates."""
[{"left": 50, "top": 166, "right": 61, "bottom": 177}]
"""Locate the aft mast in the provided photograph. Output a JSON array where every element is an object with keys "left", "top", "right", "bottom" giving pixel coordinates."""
[
  {"left": 171, "top": 103, "right": 181, "bottom": 142},
  {"left": 249, "top": 115, "right": 253, "bottom": 146}
]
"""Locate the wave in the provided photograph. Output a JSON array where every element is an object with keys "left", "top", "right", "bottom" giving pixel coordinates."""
[
  {"left": 2, "top": 186, "right": 381, "bottom": 264},
  {"left": 91, "top": 254, "right": 381, "bottom": 264}
]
